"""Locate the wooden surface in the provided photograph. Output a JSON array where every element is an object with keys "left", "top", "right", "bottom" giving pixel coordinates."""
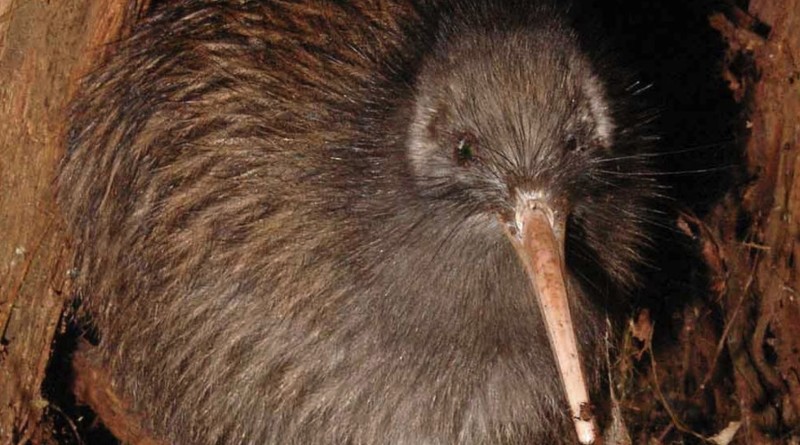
[
  {"left": 709, "top": 1, "right": 800, "bottom": 442},
  {"left": 0, "top": 1, "right": 146, "bottom": 443}
]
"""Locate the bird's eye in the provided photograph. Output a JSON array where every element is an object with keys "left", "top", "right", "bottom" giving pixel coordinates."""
[
  {"left": 455, "top": 136, "right": 476, "bottom": 165},
  {"left": 565, "top": 135, "right": 580, "bottom": 152}
]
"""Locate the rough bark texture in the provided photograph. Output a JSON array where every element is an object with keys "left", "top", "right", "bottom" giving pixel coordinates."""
[
  {"left": 616, "top": 2, "right": 800, "bottom": 443},
  {"left": 0, "top": 1, "right": 147, "bottom": 443},
  {"left": 707, "top": 1, "right": 800, "bottom": 443}
]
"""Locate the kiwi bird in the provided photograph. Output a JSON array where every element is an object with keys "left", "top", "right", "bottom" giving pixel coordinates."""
[{"left": 57, "top": 0, "right": 658, "bottom": 444}]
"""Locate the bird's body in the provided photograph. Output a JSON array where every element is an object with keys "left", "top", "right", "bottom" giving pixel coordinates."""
[{"left": 58, "top": 1, "right": 658, "bottom": 444}]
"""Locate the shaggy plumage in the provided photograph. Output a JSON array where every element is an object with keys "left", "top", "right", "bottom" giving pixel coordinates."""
[{"left": 57, "top": 1, "right": 660, "bottom": 443}]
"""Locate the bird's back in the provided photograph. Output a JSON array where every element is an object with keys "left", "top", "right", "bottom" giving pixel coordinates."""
[{"left": 58, "top": 1, "right": 611, "bottom": 444}]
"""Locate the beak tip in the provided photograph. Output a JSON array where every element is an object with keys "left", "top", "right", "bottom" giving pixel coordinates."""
[{"left": 576, "top": 420, "right": 598, "bottom": 444}]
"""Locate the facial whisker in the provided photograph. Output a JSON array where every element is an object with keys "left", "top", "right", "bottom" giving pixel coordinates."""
[
  {"left": 591, "top": 139, "right": 736, "bottom": 164},
  {"left": 595, "top": 165, "right": 735, "bottom": 176}
]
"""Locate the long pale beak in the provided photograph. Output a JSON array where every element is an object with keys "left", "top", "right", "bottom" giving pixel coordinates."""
[{"left": 504, "top": 201, "right": 599, "bottom": 444}]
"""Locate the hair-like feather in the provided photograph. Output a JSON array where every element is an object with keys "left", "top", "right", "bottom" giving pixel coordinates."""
[{"left": 58, "top": 1, "right": 661, "bottom": 443}]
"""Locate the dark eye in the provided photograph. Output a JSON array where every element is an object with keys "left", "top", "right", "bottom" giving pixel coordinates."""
[
  {"left": 455, "top": 136, "right": 476, "bottom": 165},
  {"left": 565, "top": 135, "right": 580, "bottom": 152}
]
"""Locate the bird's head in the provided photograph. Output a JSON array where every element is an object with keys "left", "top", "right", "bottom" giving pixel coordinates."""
[
  {"left": 407, "top": 21, "right": 655, "bottom": 293},
  {"left": 403, "top": 20, "right": 657, "bottom": 444}
]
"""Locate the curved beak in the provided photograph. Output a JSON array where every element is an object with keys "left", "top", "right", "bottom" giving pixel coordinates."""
[{"left": 503, "top": 199, "right": 599, "bottom": 444}]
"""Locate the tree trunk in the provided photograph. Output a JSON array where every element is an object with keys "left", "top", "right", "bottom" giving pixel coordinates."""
[
  {"left": 706, "top": 1, "right": 800, "bottom": 443},
  {"left": 0, "top": 1, "right": 146, "bottom": 443}
]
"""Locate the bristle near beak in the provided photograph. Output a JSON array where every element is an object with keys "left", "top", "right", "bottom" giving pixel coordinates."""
[{"left": 503, "top": 200, "right": 599, "bottom": 444}]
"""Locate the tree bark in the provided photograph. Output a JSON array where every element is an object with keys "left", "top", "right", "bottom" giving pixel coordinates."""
[
  {"left": 0, "top": 1, "right": 146, "bottom": 443},
  {"left": 709, "top": 1, "right": 800, "bottom": 443}
]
